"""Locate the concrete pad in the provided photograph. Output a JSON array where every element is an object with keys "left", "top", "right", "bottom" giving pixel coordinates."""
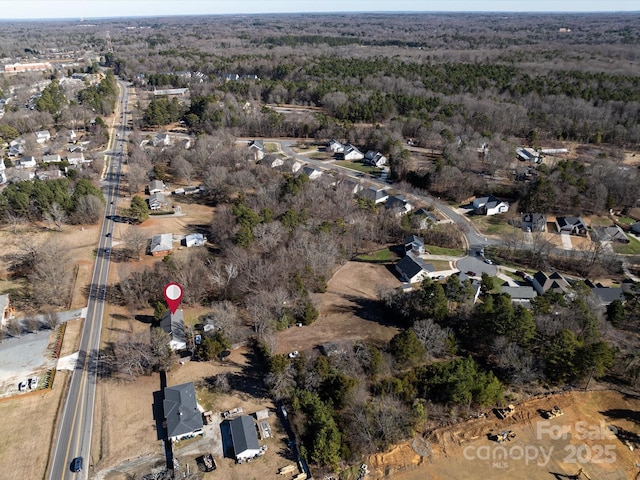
[{"left": 560, "top": 233, "right": 573, "bottom": 250}]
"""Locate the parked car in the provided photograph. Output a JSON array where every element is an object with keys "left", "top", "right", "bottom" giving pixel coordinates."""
[
  {"left": 288, "top": 351, "right": 299, "bottom": 359},
  {"left": 18, "top": 381, "right": 27, "bottom": 392},
  {"left": 466, "top": 271, "right": 477, "bottom": 276},
  {"left": 28, "top": 377, "right": 38, "bottom": 390}
]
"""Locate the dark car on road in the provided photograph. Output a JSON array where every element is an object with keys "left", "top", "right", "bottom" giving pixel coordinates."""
[
  {"left": 71, "top": 456, "right": 83, "bottom": 472},
  {"left": 466, "top": 271, "right": 477, "bottom": 277}
]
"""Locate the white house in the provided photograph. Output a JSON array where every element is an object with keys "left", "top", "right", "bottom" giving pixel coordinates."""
[
  {"left": 0, "top": 159, "right": 6, "bottom": 184},
  {"left": 516, "top": 147, "right": 541, "bottom": 163},
  {"left": 396, "top": 252, "right": 435, "bottom": 284},
  {"left": 149, "top": 179, "right": 165, "bottom": 194},
  {"left": 248, "top": 140, "right": 265, "bottom": 161},
  {"left": 42, "top": 154, "right": 62, "bottom": 163},
  {"left": 66, "top": 152, "right": 86, "bottom": 165},
  {"left": 153, "top": 132, "right": 171, "bottom": 147},
  {"left": 359, "top": 186, "right": 389, "bottom": 204},
  {"left": 18, "top": 156, "right": 36, "bottom": 168},
  {"left": 184, "top": 233, "right": 206, "bottom": 247},
  {"left": 386, "top": 195, "right": 413, "bottom": 216},
  {"left": 326, "top": 139, "right": 344, "bottom": 154},
  {"left": 532, "top": 271, "right": 571, "bottom": 296},
  {"left": 160, "top": 309, "right": 187, "bottom": 351},
  {"left": 342, "top": 144, "right": 364, "bottom": 161},
  {"left": 301, "top": 165, "right": 323, "bottom": 180},
  {"left": 259, "top": 154, "right": 284, "bottom": 168},
  {"left": 230, "top": 416, "right": 261, "bottom": 462},
  {"left": 35, "top": 130, "right": 51, "bottom": 144},
  {"left": 472, "top": 195, "right": 509, "bottom": 216},
  {"left": 364, "top": 151, "right": 388, "bottom": 168},
  {"left": 150, "top": 233, "right": 173, "bottom": 255}
]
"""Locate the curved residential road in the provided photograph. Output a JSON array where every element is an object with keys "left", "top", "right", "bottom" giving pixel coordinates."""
[
  {"left": 274, "top": 139, "right": 498, "bottom": 250},
  {"left": 47, "top": 80, "right": 129, "bottom": 480}
]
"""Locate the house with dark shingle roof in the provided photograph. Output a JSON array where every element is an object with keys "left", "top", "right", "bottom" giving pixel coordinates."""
[
  {"left": 590, "top": 287, "right": 625, "bottom": 306},
  {"left": 593, "top": 225, "right": 629, "bottom": 243},
  {"left": 230, "top": 415, "right": 261, "bottom": 462},
  {"left": 555, "top": 217, "right": 588, "bottom": 236},
  {"left": 522, "top": 213, "right": 547, "bottom": 232},
  {"left": 532, "top": 271, "right": 571, "bottom": 296},
  {"left": 160, "top": 309, "right": 187, "bottom": 351},
  {"left": 359, "top": 186, "right": 388, "bottom": 204},
  {"left": 163, "top": 382, "right": 204, "bottom": 442},
  {"left": 396, "top": 252, "right": 435, "bottom": 284}
]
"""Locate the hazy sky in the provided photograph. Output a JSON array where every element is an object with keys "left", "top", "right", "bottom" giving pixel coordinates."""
[{"left": 2, "top": 0, "right": 639, "bottom": 20}]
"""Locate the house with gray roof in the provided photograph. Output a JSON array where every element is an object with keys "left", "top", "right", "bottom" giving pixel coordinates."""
[
  {"left": 472, "top": 195, "right": 509, "bottom": 216},
  {"left": 230, "top": 416, "right": 261, "bottom": 462},
  {"left": 301, "top": 165, "right": 323, "bottom": 180},
  {"left": 364, "top": 150, "right": 388, "bottom": 168},
  {"left": 532, "top": 271, "right": 571, "bottom": 296},
  {"left": 593, "top": 225, "right": 629, "bottom": 243},
  {"left": 326, "top": 139, "right": 344, "bottom": 154},
  {"left": 149, "top": 179, "right": 165, "bottom": 194},
  {"left": 248, "top": 140, "right": 265, "bottom": 161},
  {"left": 148, "top": 192, "right": 168, "bottom": 211},
  {"left": 341, "top": 144, "right": 364, "bottom": 161},
  {"left": 631, "top": 222, "right": 640, "bottom": 235},
  {"left": 522, "top": 213, "right": 547, "bottom": 232},
  {"left": 396, "top": 252, "right": 435, "bottom": 284},
  {"left": 386, "top": 194, "right": 413, "bottom": 216},
  {"left": 590, "top": 287, "right": 625, "bottom": 306},
  {"left": 163, "top": 382, "right": 203, "bottom": 442},
  {"left": 404, "top": 234, "right": 425, "bottom": 254},
  {"left": 160, "top": 309, "right": 187, "bottom": 351},
  {"left": 555, "top": 217, "right": 588, "bottom": 236},
  {"left": 359, "top": 186, "right": 388, "bottom": 204},
  {"left": 150, "top": 233, "right": 173, "bottom": 256},
  {"left": 500, "top": 285, "right": 538, "bottom": 308}
]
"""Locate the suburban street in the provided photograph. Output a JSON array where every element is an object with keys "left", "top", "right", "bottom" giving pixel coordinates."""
[{"left": 47, "top": 80, "right": 129, "bottom": 480}]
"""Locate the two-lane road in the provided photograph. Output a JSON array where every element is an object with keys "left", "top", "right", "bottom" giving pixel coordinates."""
[{"left": 48, "top": 80, "right": 129, "bottom": 480}]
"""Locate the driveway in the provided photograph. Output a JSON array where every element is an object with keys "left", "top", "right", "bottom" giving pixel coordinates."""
[{"left": 455, "top": 256, "right": 498, "bottom": 278}]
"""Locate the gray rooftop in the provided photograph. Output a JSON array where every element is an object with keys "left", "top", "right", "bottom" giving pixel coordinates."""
[{"left": 163, "top": 382, "right": 203, "bottom": 439}]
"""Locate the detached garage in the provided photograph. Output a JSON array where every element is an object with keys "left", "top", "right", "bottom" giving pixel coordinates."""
[{"left": 230, "top": 415, "right": 261, "bottom": 462}]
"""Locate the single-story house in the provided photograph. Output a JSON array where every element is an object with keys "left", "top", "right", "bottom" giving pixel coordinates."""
[
  {"left": 248, "top": 140, "right": 265, "bottom": 161},
  {"left": 522, "top": 213, "right": 547, "bottom": 232},
  {"left": 359, "top": 186, "right": 389, "bottom": 204},
  {"left": 42, "top": 154, "right": 62, "bottom": 163},
  {"left": 148, "top": 192, "right": 168, "bottom": 210},
  {"left": 472, "top": 195, "right": 509, "bottom": 216},
  {"left": 18, "top": 156, "right": 36, "bottom": 168},
  {"left": 386, "top": 194, "right": 413, "bottom": 216},
  {"left": 363, "top": 151, "right": 388, "bottom": 168},
  {"left": 532, "top": 271, "right": 571, "bottom": 296},
  {"left": 404, "top": 234, "right": 425, "bottom": 254},
  {"left": 500, "top": 285, "right": 538, "bottom": 308},
  {"left": 593, "top": 225, "right": 629, "bottom": 243},
  {"left": 184, "top": 233, "right": 206, "bottom": 247},
  {"left": 259, "top": 154, "right": 284, "bottom": 169},
  {"left": 149, "top": 180, "right": 166, "bottom": 194},
  {"left": 230, "top": 416, "right": 261, "bottom": 463},
  {"left": 301, "top": 165, "right": 323, "bottom": 180},
  {"left": 516, "top": 147, "right": 541, "bottom": 163},
  {"left": 160, "top": 308, "right": 187, "bottom": 351},
  {"left": 341, "top": 144, "right": 364, "bottom": 161},
  {"left": 66, "top": 152, "right": 86, "bottom": 165},
  {"left": 150, "top": 233, "right": 174, "bottom": 256},
  {"left": 414, "top": 208, "right": 438, "bottom": 229},
  {"left": 153, "top": 132, "right": 171, "bottom": 147},
  {"left": 326, "top": 139, "right": 344, "bottom": 154},
  {"left": 396, "top": 253, "right": 435, "bottom": 284},
  {"left": 163, "top": 382, "right": 204, "bottom": 442},
  {"left": 35, "top": 130, "right": 51, "bottom": 144},
  {"left": 555, "top": 217, "right": 588, "bottom": 236},
  {"left": 631, "top": 222, "right": 640, "bottom": 235}
]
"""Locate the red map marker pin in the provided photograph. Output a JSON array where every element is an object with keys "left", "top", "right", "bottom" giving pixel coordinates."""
[{"left": 164, "top": 282, "right": 183, "bottom": 314}]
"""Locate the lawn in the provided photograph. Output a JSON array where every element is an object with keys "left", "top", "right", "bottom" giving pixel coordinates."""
[
  {"left": 356, "top": 248, "right": 398, "bottom": 263},
  {"left": 425, "top": 245, "right": 465, "bottom": 257},
  {"left": 470, "top": 214, "right": 514, "bottom": 236},
  {"left": 616, "top": 216, "right": 637, "bottom": 226},
  {"left": 334, "top": 160, "right": 382, "bottom": 175},
  {"left": 613, "top": 234, "right": 640, "bottom": 255}
]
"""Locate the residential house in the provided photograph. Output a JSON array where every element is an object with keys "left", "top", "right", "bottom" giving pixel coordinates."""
[
  {"left": 631, "top": 222, "right": 640, "bottom": 235},
  {"left": 149, "top": 180, "right": 165, "bottom": 194},
  {"left": 555, "top": 217, "right": 588, "bottom": 236},
  {"left": 276, "top": 158, "right": 304, "bottom": 174},
  {"left": 0, "top": 159, "right": 6, "bottom": 184},
  {"left": 163, "top": 382, "right": 204, "bottom": 442},
  {"left": 301, "top": 165, "right": 323, "bottom": 180},
  {"left": 340, "top": 178, "right": 364, "bottom": 195},
  {"left": 532, "top": 271, "right": 571, "bottom": 296},
  {"left": 500, "top": 285, "right": 538, "bottom": 309},
  {"left": 183, "top": 233, "right": 205, "bottom": 247},
  {"left": 0, "top": 294, "right": 16, "bottom": 328},
  {"left": 8, "top": 138, "right": 25, "bottom": 157},
  {"left": 148, "top": 192, "right": 168, "bottom": 210},
  {"left": 522, "top": 213, "right": 547, "bottom": 232},
  {"left": 363, "top": 151, "right": 388, "bottom": 168},
  {"left": 153, "top": 88, "right": 189, "bottom": 97},
  {"left": 66, "top": 152, "right": 86, "bottom": 165},
  {"left": 359, "top": 186, "right": 389, "bottom": 204},
  {"left": 593, "top": 225, "right": 629, "bottom": 243},
  {"left": 396, "top": 252, "right": 435, "bottom": 284},
  {"left": 386, "top": 194, "right": 413, "bottom": 216},
  {"left": 18, "top": 156, "right": 36, "bottom": 168},
  {"left": 35, "top": 130, "right": 51, "bottom": 144},
  {"left": 259, "top": 154, "right": 284, "bottom": 169},
  {"left": 341, "top": 144, "right": 364, "bottom": 161},
  {"left": 68, "top": 129, "right": 77, "bottom": 142},
  {"left": 42, "top": 154, "right": 61, "bottom": 163},
  {"left": 153, "top": 132, "right": 171, "bottom": 147},
  {"left": 150, "top": 233, "right": 173, "bottom": 256},
  {"left": 414, "top": 208, "right": 438, "bottom": 229},
  {"left": 37, "top": 168, "right": 64, "bottom": 180},
  {"left": 230, "top": 416, "right": 261, "bottom": 463},
  {"left": 160, "top": 308, "right": 187, "bottom": 351},
  {"left": 326, "top": 139, "right": 344, "bottom": 154},
  {"left": 516, "top": 147, "right": 541, "bottom": 163},
  {"left": 248, "top": 140, "right": 265, "bottom": 161},
  {"left": 472, "top": 195, "right": 509, "bottom": 216},
  {"left": 404, "top": 234, "right": 425, "bottom": 254}
]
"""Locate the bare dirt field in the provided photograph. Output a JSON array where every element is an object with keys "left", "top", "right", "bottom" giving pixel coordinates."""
[
  {"left": 367, "top": 389, "right": 640, "bottom": 480},
  {"left": 275, "top": 261, "right": 402, "bottom": 356}
]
